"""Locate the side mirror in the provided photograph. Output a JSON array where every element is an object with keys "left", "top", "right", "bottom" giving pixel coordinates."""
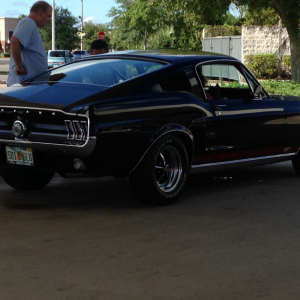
[{"left": 254, "top": 85, "right": 264, "bottom": 100}]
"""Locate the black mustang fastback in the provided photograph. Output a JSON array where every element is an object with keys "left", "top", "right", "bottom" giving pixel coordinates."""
[{"left": 0, "top": 50, "right": 299, "bottom": 205}]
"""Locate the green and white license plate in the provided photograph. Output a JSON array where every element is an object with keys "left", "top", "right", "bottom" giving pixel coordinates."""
[{"left": 6, "top": 146, "right": 34, "bottom": 166}]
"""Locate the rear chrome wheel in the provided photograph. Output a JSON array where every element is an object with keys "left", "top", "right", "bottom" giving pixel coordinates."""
[
  {"left": 130, "top": 135, "right": 189, "bottom": 205},
  {"left": 155, "top": 145, "right": 183, "bottom": 193}
]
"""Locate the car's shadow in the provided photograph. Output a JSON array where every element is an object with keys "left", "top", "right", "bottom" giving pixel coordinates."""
[
  {"left": 1, "top": 175, "right": 140, "bottom": 211},
  {"left": 0, "top": 161, "right": 298, "bottom": 211}
]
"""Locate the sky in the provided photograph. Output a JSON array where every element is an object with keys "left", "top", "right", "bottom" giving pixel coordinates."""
[{"left": 0, "top": 0, "right": 116, "bottom": 24}]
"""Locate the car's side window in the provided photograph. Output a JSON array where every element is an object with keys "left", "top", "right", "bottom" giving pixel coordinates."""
[
  {"left": 196, "top": 63, "right": 254, "bottom": 100},
  {"left": 159, "top": 71, "right": 193, "bottom": 93}
]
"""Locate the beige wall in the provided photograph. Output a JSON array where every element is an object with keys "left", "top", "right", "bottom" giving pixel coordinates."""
[
  {"left": 242, "top": 25, "right": 290, "bottom": 61},
  {"left": 0, "top": 17, "right": 19, "bottom": 52}
]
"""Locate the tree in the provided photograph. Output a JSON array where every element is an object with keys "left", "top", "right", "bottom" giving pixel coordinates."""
[
  {"left": 159, "top": 0, "right": 233, "bottom": 49},
  {"left": 160, "top": 0, "right": 300, "bottom": 82},
  {"left": 243, "top": 6, "right": 279, "bottom": 25},
  {"left": 109, "top": 0, "right": 165, "bottom": 50},
  {"left": 128, "top": 0, "right": 165, "bottom": 49},
  {"left": 109, "top": 0, "right": 205, "bottom": 50},
  {"left": 40, "top": 6, "right": 80, "bottom": 51},
  {"left": 108, "top": 0, "right": 138, "bottom": 50},
  {"left": 234, "top": 0, "right": 300, "bottom": 82}
]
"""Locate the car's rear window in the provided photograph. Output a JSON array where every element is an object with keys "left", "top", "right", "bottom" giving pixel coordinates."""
[
  {"left": 49, "top": 51, "right": 66, "bottom": 57},
  {"left": 28, "top": 58, "right": 168, "bottom": 87}
]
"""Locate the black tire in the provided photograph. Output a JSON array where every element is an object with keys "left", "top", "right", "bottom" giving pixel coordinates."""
[
  {"left": 129, "top": 135, "right": 189, "bottom": 205},
  {"left": 2, "top": 169, "right": 54, "bottom": 190},
  {"left": 292, "top": 154, "right": 300, "bottom": 175}
]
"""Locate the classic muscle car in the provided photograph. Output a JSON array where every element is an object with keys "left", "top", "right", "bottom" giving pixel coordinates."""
[{"left": 0, "top": 50, "right": 299, "bottom": 205}]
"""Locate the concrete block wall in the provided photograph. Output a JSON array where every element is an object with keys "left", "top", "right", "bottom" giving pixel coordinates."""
[{"left": 242, "top": 25, "right": 290, "bottom": 61}]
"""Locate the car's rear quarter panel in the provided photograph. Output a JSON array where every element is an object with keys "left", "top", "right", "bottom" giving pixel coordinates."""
[{"left": 87, "top": 92, "right": 211, "bottom": 177}]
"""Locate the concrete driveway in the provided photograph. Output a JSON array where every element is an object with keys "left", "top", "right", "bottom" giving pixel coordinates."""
[{"left": 0, "top": 161, "right": 300, "bottom": 299}]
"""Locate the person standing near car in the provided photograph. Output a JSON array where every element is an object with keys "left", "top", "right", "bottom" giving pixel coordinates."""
[
  {"left": 7, "top": 1, "right": 52, "bottom": 86},
  {"left": 90, "top": 39, "right": 109, "bottom": 55}
]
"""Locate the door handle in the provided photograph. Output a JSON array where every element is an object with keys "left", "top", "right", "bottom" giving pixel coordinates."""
[{"left": 213, "top": 104, "right": 227, "bottom": 111}]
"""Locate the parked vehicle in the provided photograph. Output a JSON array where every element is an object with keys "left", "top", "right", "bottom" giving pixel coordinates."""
[
  {"left": 72, "top": 50, "right": 89, "bottom": 60},
  {"left": 0, "top": 50, "right": 300, "bottom": 205},
  {"left": 47, "top": 50, "right": 73, "bottom": 68}
]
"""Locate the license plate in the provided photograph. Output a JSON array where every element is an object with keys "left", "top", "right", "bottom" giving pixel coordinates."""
[{"left": 6, "top": 146, "right": 34, "bottom": 166}]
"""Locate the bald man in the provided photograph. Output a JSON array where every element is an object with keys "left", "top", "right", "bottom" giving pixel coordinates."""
[{"left": 7, "top": 1, "right": 52, "bottom": 86}]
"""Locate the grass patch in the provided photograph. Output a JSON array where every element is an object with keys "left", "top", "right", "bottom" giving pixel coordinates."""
[
  {"left": 224, "top": 80, "right": 300, "bottom": 97},
  {"left": 261, "top": 80, "right": 300, "bottom": 97}
]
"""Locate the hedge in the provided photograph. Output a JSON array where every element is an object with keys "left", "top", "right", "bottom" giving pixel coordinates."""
[
  {"left": 245, "top": 53, "right": 291, "bottom": 79},
  {"left": 0, "top": 52, "right": 10, "bottom": 58}
]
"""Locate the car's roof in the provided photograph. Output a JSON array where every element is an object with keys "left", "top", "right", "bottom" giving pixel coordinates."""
[{"left": 85, "top": 49, "right": 239, "bottom": 64}]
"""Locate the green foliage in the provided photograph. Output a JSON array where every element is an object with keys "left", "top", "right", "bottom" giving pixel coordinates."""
[
  {"left": 279, "top": 55, "right": 292, "bottom": 79},
  {"left": 18, "top": 14, "right": 27, "bottom": 20},
  {"left": 109, "top": 0, "right": 167, "bottom": 50},
  {"left": 0, "top": 53, "right": 10, "bottom": 58},
  {"left": 203, "top": 25, "right": 241, "bottom": 37},
  {"left": 40, "top": 6, "right": 80, "bottom": 51},
  {"left": 108, "top": 0, "right": 206, "bottom": 51},
  {"left": 223, "top": 12, "right": 243, "bottom": 26},
  {"left": 221, "top": 79, "right": 300, "bottom": 96},
  {"left": 234, "top": 0, "right": 300, "bottom": 81},
  {"left": 245, "top": 54, "right": 278, "bottom": 79},
  {"left": 221, "top": 81, "right": 246, "bottom": 88},
  {"left": 243, "top": 6, "right": 279, "bottom": 25},
  {"left": 261, "top": 80, "right": 300, "bottom": 97},
  {"left": 163, "top": 0, "right": 232, "bottom": 24},
  {"left": 171, "top": 17, "right": 204, "bottom": 50},
  {"left": 246, "top": 54, "right": 291, "bottom": 80},
  {"left": 147, "top": 26, "right": 176, "bottom": 49},
  {"left": 108, "top": 0, "right": 139, "bottom": 50},
  {"left": 282, "top": 55, "right": 291, "bottom": 66}
]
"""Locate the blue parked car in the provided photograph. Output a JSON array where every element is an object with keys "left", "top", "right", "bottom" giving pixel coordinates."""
[
  {"left": 47, "top": 50, "right": 73, "bottom": 68},
  {"left": 72, "top": 50, "right": 89, "bottom": 60}
]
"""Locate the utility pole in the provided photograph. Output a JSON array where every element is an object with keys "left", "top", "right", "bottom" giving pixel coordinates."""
[
  {"left": 81, "top": 0, "right": 83, "bottom": 50},
  {"left": 52, "top": 0, "right": 55, "bottom": 50}
]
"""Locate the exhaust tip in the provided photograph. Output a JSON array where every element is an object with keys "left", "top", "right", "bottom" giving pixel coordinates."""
[{"left": 73, "top": 158, "right": 86, "bottom": 171}]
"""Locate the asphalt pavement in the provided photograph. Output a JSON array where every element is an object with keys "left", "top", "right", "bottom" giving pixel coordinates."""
[
  {"left": 0, "top": 74, "right": 7, "bottom": 88},
  {"left": 1, "top": 161, "right": 300, "bottom": 299},
  {"left": 0, "top": 57, "right": 9, "bottom": 88}
]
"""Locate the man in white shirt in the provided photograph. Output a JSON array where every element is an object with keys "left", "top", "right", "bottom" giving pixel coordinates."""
[{"left": 7, "top": 1, "right": 52, "bottom": 86}]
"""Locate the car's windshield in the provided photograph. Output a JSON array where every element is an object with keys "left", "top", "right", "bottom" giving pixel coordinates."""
[{"left": 27, "top": 58, "right": 167, "bottom": 87}]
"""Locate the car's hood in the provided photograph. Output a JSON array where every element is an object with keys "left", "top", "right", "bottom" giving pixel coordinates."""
[{"left": 0, "top": 82, "right": 107, "bottom": 111}]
